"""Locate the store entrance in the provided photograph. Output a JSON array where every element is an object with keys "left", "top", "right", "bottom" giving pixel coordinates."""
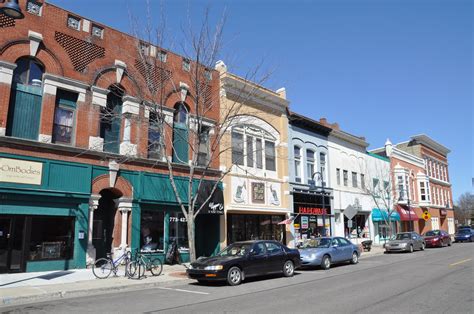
[
  {"left": 0, "top": 216, "right": 26, "bottom": 273},
  {"left": 93, "top": 189, "right": 121, "bottom": 259}
]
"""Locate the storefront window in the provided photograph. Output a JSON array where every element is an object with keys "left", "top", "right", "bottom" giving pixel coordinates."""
[
  {"left": 227, "top": 214, "right": 285, "bottom": 244},
  {"left": 28, "top": 216, "right": 74, "bottom": 261},
  {"left": 140, "top": 210, "right": 164, "bottom": 252},
  {"left": 169, "top": 212, "right": 189, "bottom": 252}
]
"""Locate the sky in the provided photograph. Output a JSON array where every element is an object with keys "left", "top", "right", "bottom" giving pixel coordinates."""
[{"left": 48, "top": 0, "right": 473, "bottom": 201}]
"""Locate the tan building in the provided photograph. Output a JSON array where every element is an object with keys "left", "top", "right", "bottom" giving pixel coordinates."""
[{"left": 215, "top": 61, "right": 291, "bottom": 248}]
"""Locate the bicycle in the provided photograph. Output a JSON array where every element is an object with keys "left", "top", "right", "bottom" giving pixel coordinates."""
[
  {"left": 127, "top": 249, "right": 163, "bottom": 279},
  {"left": 92, "top": 251, "right": 132, "bottom": 279}
]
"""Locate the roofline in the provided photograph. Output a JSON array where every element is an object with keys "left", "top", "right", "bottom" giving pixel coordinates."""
[
  {"left": 410, "top": 134, "right": 451, "bottom": 155},
  {"left": 330, "top": 128, "right": 369, "bottom": 148},
  {"left": 289, "top": 111, "right": 332, "bottom": 136}
]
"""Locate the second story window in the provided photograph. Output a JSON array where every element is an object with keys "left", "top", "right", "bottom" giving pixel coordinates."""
[
  {"left": 319, "top": 152, "right": 326, "bottom": 186},
  {"left": 148, "top": 111, "right": 163, "bottom": 160},
  {"left": 336, "top": 168, "right": 341, "bottom": 185},
  {"left": 197, "top": 126, "right": 210, "bottom": 166},
  {"left": 231, "top": 130, "right": 244, "bottom": 166},
  {"left": 67, "top": 15, "right": 81, "bottom": 31},
  {"left": 265, "top": 141, "right": 276, "bottom": 171},
  {"left": 360, "top": 174, "right": 365, "bottom": 190},
  {"left": 306, "top": 150, "right": 315, "bottom": 184},
  {"left": 294, "top": 146, "right": 301, "bottom": 183},
  {"left": 52, "top": 90, "right": 78, "bottom": 145},
  {"left": 352, "top": 172, "right": 358, "bottom": 188},
  {"left": 343, "top": 170, "right": 348, "bottom": 187}
]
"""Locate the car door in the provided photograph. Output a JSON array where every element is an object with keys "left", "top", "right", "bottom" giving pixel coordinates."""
[
  {"left": 414, "top": 233, "right": 423, "bottom": 249},
  {"left": 246, "top": 242, "right": 268, "bottom": 277},
  {"left": 265, "top": 241, "right": 285, "bottom": 273},
  {"left": 330, "top": 238, "right": 344, "bottom": 262},
  {"left": 337, "top": 238, "right": 353, "bottom": 261}
]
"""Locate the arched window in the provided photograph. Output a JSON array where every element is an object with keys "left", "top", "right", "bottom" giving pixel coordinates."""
[
  {"left": 294, "top": 146, "right": 302, "bottom": 182},
  {"left": 7, "top": 57, "right": 44, "bottom": 140},
  {"left": 319, "top": 152, "right": 327, "bottom": 186},
  {"left": 231, "top": 125, "right": 276, "bottom": 171},
  {"left": 172, "top": 102, "right": 189, "bottom": 163},
  {"left": 100, "top": 85, "right": 123, "bottom": 153}
]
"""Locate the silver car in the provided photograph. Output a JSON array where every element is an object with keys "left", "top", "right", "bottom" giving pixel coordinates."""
[
  {"left": 385, "top": 232, "right": 425, "bottom": 253},
  {"left": 299, "top": 237, "right": 360, "bottom": 270}
]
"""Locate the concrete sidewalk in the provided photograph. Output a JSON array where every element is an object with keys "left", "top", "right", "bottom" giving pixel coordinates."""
[
  {"left": 0, "top": 264, "right": 190, "bottom": 307},
  {"left": 359, "top": 244, "right": 385, "bottom": 258}
]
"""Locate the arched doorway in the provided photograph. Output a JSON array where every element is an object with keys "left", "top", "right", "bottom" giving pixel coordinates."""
[{"left": 93, "top": 188, "right": 123, "bottom": 259}]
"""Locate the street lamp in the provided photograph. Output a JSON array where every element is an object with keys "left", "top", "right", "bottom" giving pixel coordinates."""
[
  {"left": 0, "top": 0, "right": 24, "bottom": 19},
  {"left": 309, "top": 171, "right": 328, "bottom": 236}
]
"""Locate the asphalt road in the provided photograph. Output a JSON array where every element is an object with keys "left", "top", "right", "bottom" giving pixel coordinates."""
[{"left": 3, "top": 242, "right": 473, "bottom": 314}]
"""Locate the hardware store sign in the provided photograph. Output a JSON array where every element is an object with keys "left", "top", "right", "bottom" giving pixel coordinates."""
[{"left": 0, "top": 158, "right": 42, "bottom": 185}]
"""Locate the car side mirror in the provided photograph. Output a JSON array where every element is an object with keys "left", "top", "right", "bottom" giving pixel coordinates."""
[{"left": 412, "top": 237, "right": 417, "bottom": 240}]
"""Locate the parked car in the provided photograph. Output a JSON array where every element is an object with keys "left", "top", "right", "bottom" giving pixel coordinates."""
[
  {"left": 299, "top": 237, "right": 360, "bottom": 270},
  {"left": 423, "top": 230, "right": 452, "bottom": 247},
  {"left": 454, "top": 228, "right": 474, "bottom": 242},
  {"left": 186, "top": 240, "right": 300, "bottom": 286},
  {"left": 384, "top": 232, "right": 425, "bottom": 253}
]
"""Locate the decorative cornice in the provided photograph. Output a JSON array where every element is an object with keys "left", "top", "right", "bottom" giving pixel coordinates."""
[
  {"left": 329, "top": 129, "right": 369, "bottom": 148},
  {"left": 43, "top": 73, "right": 90, "bottom": 91},
  {"left": 429, "top": 176, "right": 452, "bottom": 187},
  {"left": 410, "top": 134, "right": 450, "bottom": 156},
  {"left": 0, "top": 60, "right": 17, "bottom": 70},
  {"left": 391, "top": 147, "right": 425, "bottom": 168}
]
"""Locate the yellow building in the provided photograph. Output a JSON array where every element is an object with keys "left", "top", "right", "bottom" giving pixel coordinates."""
[{"left": 215, "top": 61, "right": 292, "bottom": 248}]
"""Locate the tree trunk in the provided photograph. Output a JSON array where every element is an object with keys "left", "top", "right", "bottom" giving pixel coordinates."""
[{"left": 187, "top": 212, "right": 196, "bottom": 262}]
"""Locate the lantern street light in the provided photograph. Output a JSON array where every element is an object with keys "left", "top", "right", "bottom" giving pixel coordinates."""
[{"left": 0, "top": 0, "right": 24, "bottom": 19}]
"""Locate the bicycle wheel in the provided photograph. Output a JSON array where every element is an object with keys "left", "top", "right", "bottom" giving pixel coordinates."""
[
  {"left": 92, "top": 258, "right": 113, "bottom": 279},
  {"left": 149, "top": 258, "right": 163, "bottom": 276},
  {"left": 127, "top": 261, "right": 145, "bottom": 279}
]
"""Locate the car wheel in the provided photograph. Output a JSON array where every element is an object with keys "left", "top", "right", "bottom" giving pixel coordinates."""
[
  {"left": 409, "top": 245, "right": 414, "bottom": 253},
  {"left": 350, "top": 252, "right": 359, "bottom": 264},
  {"left": 321, "top": 255, "right": 331, "bottom": 270},
  {"left": 283, "top": 260, "right": 295, "bottom": 277},
  {"left": 227, "top": 266, "right": 242, "bottom": 286},
  {"left": 420, "top": 243, "right": 425, "bottom": 251}
]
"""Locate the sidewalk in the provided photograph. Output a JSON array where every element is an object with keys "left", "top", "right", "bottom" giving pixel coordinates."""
[
  {"left": 0, "top": 264, "right": 190, "bottom": 307},
  {"left": 359, "top": 244, "right": 385, "bottom": 258}
]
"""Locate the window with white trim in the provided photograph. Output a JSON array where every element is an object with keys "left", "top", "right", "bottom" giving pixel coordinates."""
[
  {"left": 231, "top": 125, "right": 276, "bottom": 172},
  {"left": 197, "top": 126, "right": 210, "bottom": 166},
  {"left": 67, "top": 15, "right": 81, "bottom": 30},
  {"left": 52, "top": 90, "right": 77, "bottom": 145},
  {"left": 294, "top": 146, "right": 302, "bottom": 183},
  {"left": 360, "top": 174, "right": 365, "bottom": 190},
  {"left": 182, "top": 58, "right": 191, "bottom": 72},
  {"left": 27, "top": 0, "right": 42, "bottom": 16},
  {"left": 157, "top": 50, "right": 167, "bottom": 62},
  {"left": 306, "top": 150, "right": 315, "bottom": 184},
  {"left": 352, "top": 172, "right": 358, "bottom": 188},
  {"left": 92, "top": 25, "right": 104, "bottom": 38},
  {"left": 343, "top": 170, "right": 348, "bottom": 187},
  {"left": 319, "top": 152, "right": 327, "bottom": 187},
  {"left": 419, "top": 181, "right": 427, "bottom": 202},
  {"left": 336, "top": 168, "right": 341, "bottom": 185}
]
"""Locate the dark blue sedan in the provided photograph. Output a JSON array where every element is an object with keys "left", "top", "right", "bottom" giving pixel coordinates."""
[{"left": 454, "top": 229, "right": 474, "bottom": 242}]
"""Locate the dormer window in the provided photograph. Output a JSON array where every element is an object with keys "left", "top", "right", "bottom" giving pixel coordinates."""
[{"left": 67, "top": 15, "right": 81, "bottom": 31}]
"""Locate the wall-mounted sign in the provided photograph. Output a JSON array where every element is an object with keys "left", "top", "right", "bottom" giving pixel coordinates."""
[
  {"left": 298, "top": 207, "right": 328, "bottom": 215},
  {"left": 301, "top": 216, "right": 309, "bottom": 229},
  {"left": 251, "top": 182, "right": 265, "bottom": 204},
  {"left": 0, "top": 158, "right": 43, "bottom": 185}
]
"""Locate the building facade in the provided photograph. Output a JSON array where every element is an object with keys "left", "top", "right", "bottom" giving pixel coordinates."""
[
  {"left": 216, "top": 61, "right": 291, "bottom": 248},
  {"left": 394, "top": 135, "right": 455, "bottom": 234},
  {"left": 0, "top": 0, "right": 222, "bottom": 273},
  {"left": 287, "top": 112, "right": 333, "bottom": 247}
]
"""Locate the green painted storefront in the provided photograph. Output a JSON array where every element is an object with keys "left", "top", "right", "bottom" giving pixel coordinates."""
[{"left": 0, "top": 153, "right": 221, "bottom": 273}]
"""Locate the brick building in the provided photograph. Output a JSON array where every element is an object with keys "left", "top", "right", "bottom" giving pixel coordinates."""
[{"left": 0, "top": 0, "right": 222, "bottom": 273}]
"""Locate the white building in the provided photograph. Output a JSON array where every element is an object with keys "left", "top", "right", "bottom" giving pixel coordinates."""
[{"left": 323, "top": 122, "right": 391, "bottom": 244}]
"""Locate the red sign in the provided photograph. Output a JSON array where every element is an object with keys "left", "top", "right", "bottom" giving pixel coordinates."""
[{"left": 298, "top": 207, "right": 328, "bottom": 215}]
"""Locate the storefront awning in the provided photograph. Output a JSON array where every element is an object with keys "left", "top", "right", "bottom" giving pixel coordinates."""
[
  {"left": 372, "top": 208, "right": 400, "bottom": 222},
  {"left": 396, "top": 205, "right": 419, "bottom": 221}
]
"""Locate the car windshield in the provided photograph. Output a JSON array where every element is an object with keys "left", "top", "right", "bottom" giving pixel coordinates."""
[
  {"left": 458, "top": 229, "right": 471, "bottom": 234},
  {"left": 425, "top": 231, "right": 440, "bottom": 236},
  {"left": 396, "top": 233, "right": 412, "bottom": 240},
  {"left": 218, "top": 243, "right": 252, "bottom": 256},
  {"left": 301, "top": 238, "right": 331, "bottom": 248}
]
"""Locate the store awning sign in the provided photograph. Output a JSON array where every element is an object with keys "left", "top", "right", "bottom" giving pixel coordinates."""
[
  {"left": 196, "top": 181, "right": 224, "bottom": 215},
  {"left": 0, "top": 158, "right": 42, "bottom": 185}
]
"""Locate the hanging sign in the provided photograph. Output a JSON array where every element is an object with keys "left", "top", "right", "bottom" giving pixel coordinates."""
[{"left": 0, "top": 158, "right": 43, "bottom": 185}]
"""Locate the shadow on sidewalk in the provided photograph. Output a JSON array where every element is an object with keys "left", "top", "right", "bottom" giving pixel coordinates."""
[{"left": 0, "top": 271, "right": 74, "bottom": 288}]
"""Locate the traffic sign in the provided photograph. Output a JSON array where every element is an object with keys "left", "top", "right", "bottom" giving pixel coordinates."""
[
  {"left": 422, "top": 211, "right": 431, "bottom": 221},
  {"left": 344, "top": 205, "right": 358, "bottom": 220}
]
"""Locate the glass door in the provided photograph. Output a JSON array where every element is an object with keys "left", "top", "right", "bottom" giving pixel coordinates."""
[{"left": 0, "top": 218, "right": 12, "bottom": 273}]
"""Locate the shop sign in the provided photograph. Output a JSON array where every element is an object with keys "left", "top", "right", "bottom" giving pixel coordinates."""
[
  {"left": 251, "top": 182, "right": 265, "bottom": 204},
  {"left": 309, "top": 216, "right": 317, "bottom": 222},
  {"left": 0, "top": 158, "right": 42, "bottom": 185},
  {"left": 298, "top": 206, "right": 328, "bottom": 215},
  {"left": 301, "top": 216, "right": 309, "bottom": 229}
]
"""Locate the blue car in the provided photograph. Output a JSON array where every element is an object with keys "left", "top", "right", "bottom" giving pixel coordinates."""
[
  {"left": 299, "top": 237, "right": 360, "bottom": 270},
  {"left": 454, "top": 228, "right": 474, "bottom": 242}
]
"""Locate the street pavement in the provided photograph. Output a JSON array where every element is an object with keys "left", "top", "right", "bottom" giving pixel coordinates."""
[{"left": 1, "top": 242, "right": 473, "bottom": 313}]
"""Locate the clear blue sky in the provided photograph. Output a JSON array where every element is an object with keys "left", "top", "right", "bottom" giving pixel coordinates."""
[{"left": 49, "top": 0, "right": 473, "bottom": 201}]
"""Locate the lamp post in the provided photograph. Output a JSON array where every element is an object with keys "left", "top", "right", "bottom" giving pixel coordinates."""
[
  {"left": 310, "top": 171, "right": 328, "bottom": 236},
  {"left": 0, "top": 0, "right": 24, "bottom": 19}
]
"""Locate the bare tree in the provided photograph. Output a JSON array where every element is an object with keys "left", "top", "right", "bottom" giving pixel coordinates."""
[{"left": 455, "top": 192, "right": 474, "bottom": 226}]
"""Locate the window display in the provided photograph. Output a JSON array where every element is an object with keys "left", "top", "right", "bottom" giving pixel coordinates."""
[
  {"left": 28, "top": 216, "right": 74, "bottom": 261},
  {"left": 169, "top": 212, "right": 189, "bottom": 252},
  {"left": 140, "top": 210, "right": 164, "bottom": 252},
  {"left": 227, "top": 214, "right": 286, "bottom": 244}
]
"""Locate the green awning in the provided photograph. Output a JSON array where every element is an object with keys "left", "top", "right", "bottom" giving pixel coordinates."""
[{"left": 372, "top": 208, "right": 400, "bottom": 222}]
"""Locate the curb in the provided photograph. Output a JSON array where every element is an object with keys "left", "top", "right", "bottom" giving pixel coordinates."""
[{"left": 1, "top": 276, "right": 190, "bottom": 308}]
